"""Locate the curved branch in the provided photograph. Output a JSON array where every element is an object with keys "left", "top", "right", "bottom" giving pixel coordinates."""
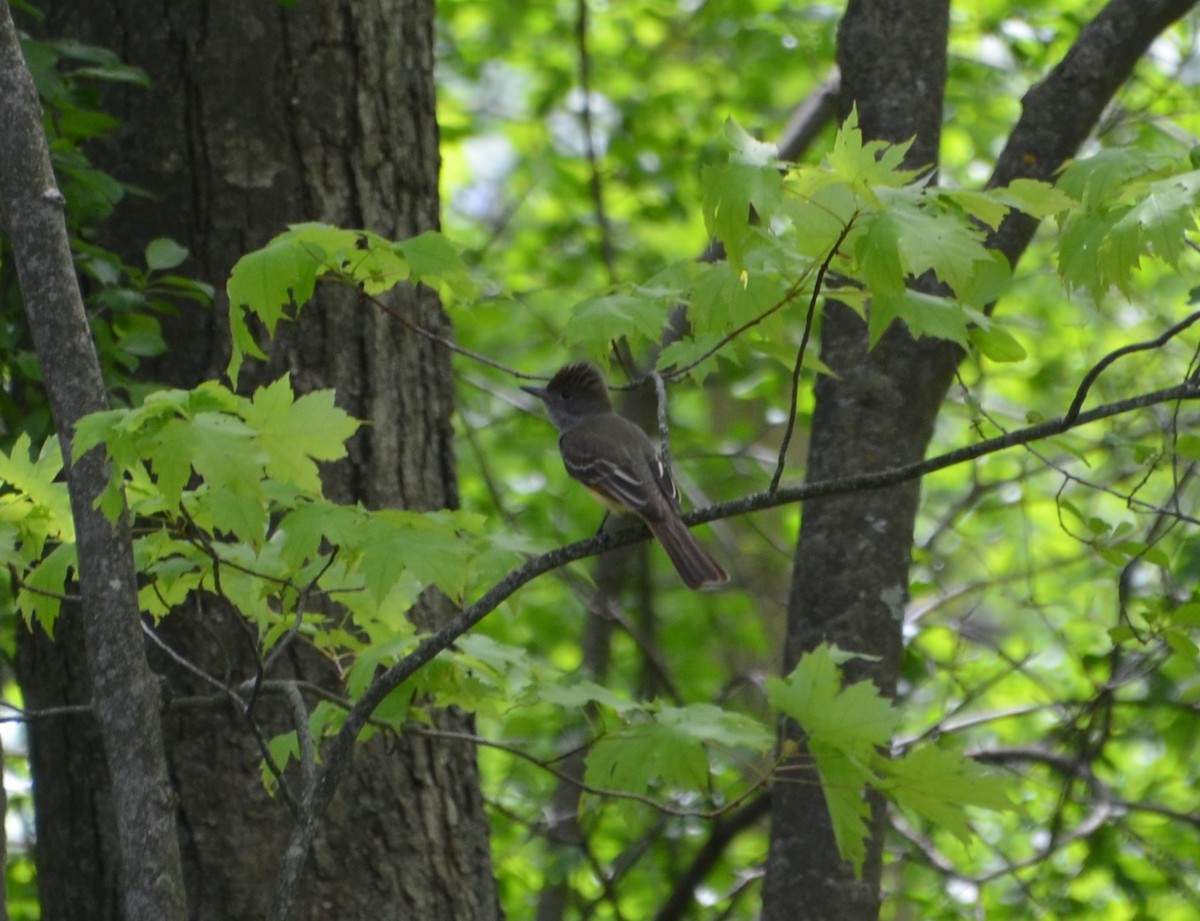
[{"left": 1065, "top": 309, "right": 1200, "bottom": 424}]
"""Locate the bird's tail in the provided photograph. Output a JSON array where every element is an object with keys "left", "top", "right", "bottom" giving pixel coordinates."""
[{"left": 646, "top": 513, "right": 729, "bottom": 590}]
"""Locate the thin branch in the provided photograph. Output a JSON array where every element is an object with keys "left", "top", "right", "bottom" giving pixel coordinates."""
[
  {"left": 768, "top": 220, "right": 855, "bottom": 492},
  {"left": 140, "top": 622, "right": 300, "bottom": 815},
  {"left": 282, "top": 682, "right": 316, "bottom": 799},
  {"left": 408, "top": 725, "right": 774, "bottom": 820},
  {"left": 0, "top": 701, "right": 93, "bottom": 722},
  {"left": 1064, "top": 309, "right": 1200, "bottom": 425},
  {"left": 355, "top": 283, "right": 540, "bottom": 380},
  {"left": 262, "top": 548, "right": 340, "bottom": 676},
  {"left": 662, "top": 261, "right": 821, "bottom": 381},
  {"left": 777, "top": 70, "right": 841, "bottom": 162},
  {"left": 141, "top": 621, "right": 230, "bottom": 697}
]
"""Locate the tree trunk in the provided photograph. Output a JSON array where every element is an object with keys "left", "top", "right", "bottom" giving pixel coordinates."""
[
  {"left": 15, "top": 1, "right": 499, "bottom": 918},
  {"left": 762, "top": 3, "right": 956, "bottom": 919}
]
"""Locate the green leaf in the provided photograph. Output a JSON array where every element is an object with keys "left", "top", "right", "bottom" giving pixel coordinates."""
[
  {"left": 1113, "top": 170, "right": 1200, "bottom": 271},
  {"left": 809, "top": 739, "right": 874, "bottom": 876},
  {"left": 145, "top": 237, "right": 189, "bottom": 271},
  {"left": 227, "top": 235, "right": 322, "bottom": 333},
  {"left": 585, "top": 719, "right": 709, "bottom": 792},
  {"left": 767, "top": 643, "right": 899, "bottom": 876},
  {"left": 17, "top": 542, "right": 77, "bottom": 634},
  {"left": 397, "top": 230, "right": 473, "bottom": 293},
  {"left": 940, "top": 189, "right": 1011, "bottom": 230},
  {"left": 538, "top": 678, "right": 636, "bottom": 713},
  {"left": 657, "top": 334, "right": 724, "bottom": 377},
  {"left": 768, "top": 643, "right": 899, "bottom": 753},
  {"left": 992, "top": 178, "right": 1077, "bottom": 220},
  {"left": 262, "top": 731, "right": 298, "bottom": 792},
  {"left": 1174, "top": 434, "right": 1200, "bottom": 461},
  {"left": 826, "top": 106, "right": 918, "bottom": 194},
  {"left": 0, "top": 434, "right": 71, "bottom": 537},
  {"left": 1057, "top": 149, "right": 1162, "bottom": 206},
  {"left": 869, "top": 291, "right": 970, "bottom": 349},
  {"left": 357, "top": 509, "right": 480, "bottom": 604},
  {"left": 883, "top": 745, "right": 1011, "bottom": 843},
  {"left": 241, "top": 376, "right": 360, "bottom": 494},
  {"left": 1165, "top": 629, "right": 1199, "bottom": 659},
  {"left": 689, "top": 261, "right": 787, "bottom": 332},
  {"left": 144, "top": 412, "right": 268, "bottom": 539},
  {"left": 226, "top": 231, "right": 327, "bottom": 383},
  {"left": 855, "top": 212, "right": 906, "bottom": 297},
  {"left": 887, "top": 196, "right": 992, "bottom": 298},
  {"left": 655, "top": 702, "right": 774, "bottom": 752},
  {"left": 724, "top": 117, "right": 781, "bottom": 168},
  {"left": 564, "top": 293, "right": 667, "bottom": 353},
  {"left": 702, "top": 152, "right": 783, "bottom": 272},
  {"left": 969, "top": 323, "right": 1027, "bottom": 363},
  {"left": 277, "top": 500, "right": 365, "bottom": 570}
]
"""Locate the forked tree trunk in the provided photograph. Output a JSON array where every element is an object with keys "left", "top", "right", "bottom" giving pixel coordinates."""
[{"left": 762, "top": 1, "right": 1199, "bottom": 918}]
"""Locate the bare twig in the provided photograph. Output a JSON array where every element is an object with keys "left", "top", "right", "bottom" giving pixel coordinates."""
[
  {"left": 0, "top": 701, "right": 93, "bottom": 722},
  {"left": 140, "top": 622, "right": 300, "bottom": 815},
  {"left": 768, "top": 220, "right": 855, "bottom": 492},
  {"left": 282, "top": 682, "right": 316, "bottom": 799},
  {"left": 1064, "top": 309, "right": 1200, "bottom": 425},
  {"left": 356, "top": 284, "right": 539, "bottom": 380}
]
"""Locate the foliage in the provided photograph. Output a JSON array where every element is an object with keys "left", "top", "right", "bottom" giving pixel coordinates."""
[
  {"left": 4, "top": 2, "right": 1200, "bottom": 919},
  {"left": 0, "top": 26, "right": 212, "bottom": 447}
]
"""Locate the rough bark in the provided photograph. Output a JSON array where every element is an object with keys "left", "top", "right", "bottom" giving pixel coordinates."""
[
  {"left": 0, "top": 4, "right": 187, "bottom": 920},
  {"left": 762, "top": 1, "right": 1199, "bottom": 919},
  {"left": 15, "top": 1, "right": 499, "bottom": 919},
  {"left": 761, "top": 4, "right": 954, "bottom": 917}
]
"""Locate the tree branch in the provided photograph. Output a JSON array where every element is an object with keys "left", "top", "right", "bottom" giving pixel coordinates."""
[{"left": 1064, "top": 309, "right": 1200, "bottom": 424}]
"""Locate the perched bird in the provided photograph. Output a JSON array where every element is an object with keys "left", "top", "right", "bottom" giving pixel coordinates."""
[{"left": 523, "top": 362, "right": 729, "bottom": 590}]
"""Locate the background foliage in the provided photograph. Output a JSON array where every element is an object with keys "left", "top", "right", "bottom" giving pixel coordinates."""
[{"left": 2, "top": 1, "right": 1200, "bottom": 919}]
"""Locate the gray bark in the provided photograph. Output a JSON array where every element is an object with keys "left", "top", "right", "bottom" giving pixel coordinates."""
[
  {"left": 762, "top": 3, "right": 954, "bottom": 916},
  {"left": 0, "top": 4, "right": 187, "bottom": 920}
]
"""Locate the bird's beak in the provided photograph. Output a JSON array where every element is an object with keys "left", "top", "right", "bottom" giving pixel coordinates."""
[{"left": 521, "top": 384, "right": 548, "bottom": 401}]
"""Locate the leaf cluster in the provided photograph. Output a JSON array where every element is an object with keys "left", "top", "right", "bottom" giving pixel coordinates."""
[{"left": 0, "top": 29, "right": 212, "bottom": 445}]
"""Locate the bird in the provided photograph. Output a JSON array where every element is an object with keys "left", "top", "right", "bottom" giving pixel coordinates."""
[{"left": 522, "top": 362, "right": 729, "bottom": 590}]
